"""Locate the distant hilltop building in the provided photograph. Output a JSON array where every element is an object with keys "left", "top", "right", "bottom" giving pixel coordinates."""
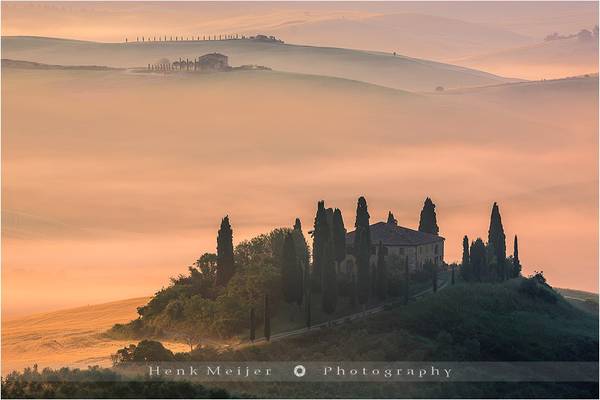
[
  {"left": 147, "top": 53, "right": 230, "bottom": 72},
  {"left": 343, "top": 219, "right": 445, "bottom": 274},
  {"left": 197, "top": 53, "right": 229, "bottom": 71},
  {"left": 250, "top": 34, "right": 284, "bottom": 43}
]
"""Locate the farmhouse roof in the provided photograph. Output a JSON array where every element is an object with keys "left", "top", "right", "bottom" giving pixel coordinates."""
[{"left": 346, "top": 221, "right": 444, "bottom": 246}]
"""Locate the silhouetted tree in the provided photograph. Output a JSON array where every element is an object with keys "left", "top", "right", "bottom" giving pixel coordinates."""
[
  {"left": 512, "top": 235, "right": 522, "bottom": 278},
  {"left": 292, "top": 218, "right": 310, "bottom": 289},
  {"left": 354, "top": 196, "right": 372, "bottom": 306},
  {"left": 321, "top": 236, "right": 337, "bottom": 315},
  {"left": 461, "top": 235, "right": 471, "bottom": 280},
  {"left": 304, "top": 262, "right": 312, "bottom": 328},
  {"left": 216, "top": 216, "right": 235, "bottom": 286},
  {"left": 311, "top": 201, "right": 328, "bottom": 292},
  {"left": 470, "top": 238, "right": 487, "bottom": 282},
  {"left": 488, "top": 202, "right": 506, "bottom": 280},
  {"left": 249, "top": 308, "right": 256, "bottom": 342},
  {"left": 263, "top": 294, "right": 271, "bottom": 341},
  {"left": 387, "top": 211, "right": 397, "bottom": 225},
  {"left": 451, "top": 264, "right": 455, "bottom": 285},
  {"left": 418, "top": 197, "right": 439, "bottom": 235},
  {"left": 375, "top": 241, "right": 387, "bottom": 300},
  {"left": 332, "top": 208, "right": 347, "bottom": 265},
  {"left": 281, "top": 233, "right": 302, "bottom": 306}
]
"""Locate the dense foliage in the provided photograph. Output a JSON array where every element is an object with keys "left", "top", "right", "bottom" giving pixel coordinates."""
[
  {"left": 460, "top": 202, "right": 521, "bottom": 283},
  {"left": 0, "top": 365, "right": 232, "bottom": 399},
  {"left": 109, "top": 225, "right": 309, "bottom": 342}
]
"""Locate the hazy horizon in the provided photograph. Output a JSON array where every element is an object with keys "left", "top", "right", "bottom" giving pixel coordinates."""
[{"left": 2, "top": 1, "right": 599, "bottom": 79}]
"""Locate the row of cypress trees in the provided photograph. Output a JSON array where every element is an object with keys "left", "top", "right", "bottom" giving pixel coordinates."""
[
  {"left": 461, "top": 202, "right": 522, "bottom": 281},
  {"left": 215, "top": 197, "right": 444, "bottom": 341}
]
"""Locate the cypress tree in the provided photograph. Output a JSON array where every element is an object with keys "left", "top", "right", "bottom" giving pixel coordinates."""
[
  {"left": 488, "top": 202, "right": 506, "bottom": 279},
  {"left": 461, "top": 235, "right": 470, "bottom": 281},
  {"left": 418, "top": 197, "right": 439, "bottom": 235},
  {"left": 387, "top": 211, "right": 397, "bottom": 225},
  {"left": 513, "top": 235, "right": 522, "bottom": 278},
  {"left": 304, "top": 262, "right": 312, "bottom": 328},
  {"left": 470, "top": 238, "right": 486, "bottom": 282},
  {"left": 354, "top": 196, "right": 372, "bottom": 306},
  {"left": 292, "top": 218, "right": 309, "bottom": 298},
  {"left": 249, "top": 308, "right": 256, "bottom": 342},
  {"left": 216, "top": 216, "right": 235, "bottom": 286},
  {"left": 332, "top": 208, "right": 347, "bottom": 266},
  {"left": 264, "top": 294, "right": 271, "bottom": 341},
  {"left": 375, "top": 241, "right": 387, "bottom": 300},
  {"left": 311, "top": 201, "right": 328, "bottom": 292},
  {"left": 404, "top": 257, "right": 410, "bottom": 305},
  {"left": 293, "top": 218, "right": 302, "bottom": 231},
  {"left": 281, "top": 232, "right": 300, "bottom": 305},
  {"left": 321, "top": 237, "right": 337, "bottom": 315},
  {"left": 451, "top": 264, "right": 455, "bottom": 285},
  {"left": 419, "top": 197, "right": 440, "bottom": 235}
]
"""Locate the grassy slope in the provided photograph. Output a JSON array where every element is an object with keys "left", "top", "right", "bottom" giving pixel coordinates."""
[
  {"left": 1, "top": 297, "right": 190, "bottom": 374},
  {"left": 193, "top": 280, "right": 598, "bottom": 398},
  {"left": 0, "top": 36, "right": 515, "bottom": 92},
  {"left": 556, "top": 288, "right": 599, "bottom": 315}
]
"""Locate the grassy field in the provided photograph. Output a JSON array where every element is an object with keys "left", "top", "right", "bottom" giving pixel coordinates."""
[{"left": 1, "top": 297, "right": 189, "bottom": 375}]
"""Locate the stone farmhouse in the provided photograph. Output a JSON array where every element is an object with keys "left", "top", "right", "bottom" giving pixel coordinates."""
[{"left": 343, "top": 219, "right": 445, "bottom": 274}]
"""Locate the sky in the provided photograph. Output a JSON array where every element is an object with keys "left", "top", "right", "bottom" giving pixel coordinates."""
[{"left": 1, "top": 1, "right": 599, "bottom": 318}]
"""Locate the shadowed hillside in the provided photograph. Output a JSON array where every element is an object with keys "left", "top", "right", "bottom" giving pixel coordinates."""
[{"left": 180, "top": 279, "right": 599, "bottom": 398}]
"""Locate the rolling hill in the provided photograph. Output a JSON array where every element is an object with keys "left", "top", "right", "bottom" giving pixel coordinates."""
[
  {"left": 0, "top": 36, "right": 517, "bottom": 92},
  {"left": 261, "top": 13, "right": 535, "bottom": 61},
  {"left": 456, "top": 36, "right": 599, "bottom": 80},
  {"left": 1, "top": 297, "right": 190, "bottom": 374}
]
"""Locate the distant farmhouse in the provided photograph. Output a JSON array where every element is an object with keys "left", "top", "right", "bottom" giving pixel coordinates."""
[
  {"left": 148, "top": 53, "right": 229, "bottom": 72},
  {"left": 197, "top": 53, "right": 229, "bottom": 71},
  {"left": 146, "top": 53, "right": 270, "bottom": 73},
  {"left": 344, "top": 219, "right": 444, "bottom": 274}
]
